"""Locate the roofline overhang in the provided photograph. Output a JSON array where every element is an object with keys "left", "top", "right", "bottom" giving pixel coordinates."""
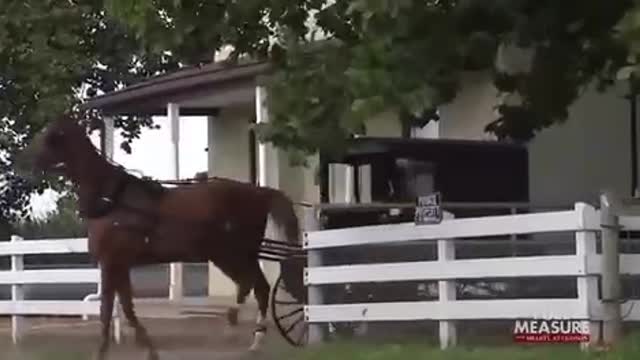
[{"left": 80, "top": 61, "right": 272, "bottom": 115}]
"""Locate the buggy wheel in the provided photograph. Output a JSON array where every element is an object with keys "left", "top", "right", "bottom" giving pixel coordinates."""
[{"left": 270, "top": 272, "right": 307, "bottom": 346}]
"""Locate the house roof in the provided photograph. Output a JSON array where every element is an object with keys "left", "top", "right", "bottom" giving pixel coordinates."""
[{"left": 81, "top": 60, "right": 271, "bottom": 116}]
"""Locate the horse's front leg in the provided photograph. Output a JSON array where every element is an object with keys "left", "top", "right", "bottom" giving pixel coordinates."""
[
  {"left": 95, "top": 265, "right": 116, "bottom": 360},
  {"left": 117, "top": 267, "right": 159, "bottom": 360},
  {"left": 249, "top": 262, "right": 271, "bottom": 352}
]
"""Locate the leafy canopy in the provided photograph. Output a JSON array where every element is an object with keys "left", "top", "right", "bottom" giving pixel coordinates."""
[
  {"left": 0, "top": 0, "right": 179, "bottom": 223},
  {"left": 1, "top": 0, "right": 639, "bottom": 222},
  {"left": 105, "top": 0, "right": 635, "bottom": 164}
]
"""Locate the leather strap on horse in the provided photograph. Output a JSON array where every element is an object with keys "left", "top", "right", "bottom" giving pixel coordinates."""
[{"left": 82, "top": 171, "right": 131, "bottom": 219}]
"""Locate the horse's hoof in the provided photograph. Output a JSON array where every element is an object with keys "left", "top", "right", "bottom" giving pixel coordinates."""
[{"left": 248, "top": 330, "right": 266, "bottom": 352}]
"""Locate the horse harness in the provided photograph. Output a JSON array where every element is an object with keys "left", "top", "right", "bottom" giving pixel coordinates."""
[{"left": 84, "top": 169, "right": 166, "bottom": 241}]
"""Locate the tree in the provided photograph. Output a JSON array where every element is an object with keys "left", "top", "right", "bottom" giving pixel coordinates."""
[
  {"left": 3, "top": 1, "right": 639, "bottom": 220},
  {"left": 105, "top": 0, "right": 635, "bottom": 164},
  {"left": 0, "top": 0, "right": 180, "bottom": 221},
  {"left": 13, "top": 192, "right": 86, "bottom": 239},
  {"left": 614, "top": 0, "right": 640, "bottom": 84},
  {"left": 12, "top": 192, "right": 91, "bottom": 265}
]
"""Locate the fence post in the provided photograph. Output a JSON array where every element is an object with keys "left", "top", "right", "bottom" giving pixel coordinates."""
[
  {"left": 437, "top": 212, "right": 456, "bottom": 349},
  {"left": 509, "top": 207, "right": 518, "bottom": 256},
  {"left": 304, "top": 206, "right": 324, "bottom": 345},
  {"left": 574, "top": 203, "right": 600, "bottom": 350},
  {"left": 599, "top": 191, "right": 622, "bottom": 346},
  {"left": 82, "top": 265, "right": 102, "bottom": 321},
  {"left": 11, "top": 235, "right": 24, "bottom": 344}
]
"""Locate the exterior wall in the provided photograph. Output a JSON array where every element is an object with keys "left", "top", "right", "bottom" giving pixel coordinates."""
[
  {"left": 438, "top": 72, "right": 499, "bottom": 141},
  {"left": 207, "top": 106, "right": 253, "bottom": 182},
  {"left": 433, "top": 72, "right": 634, "bottom": 207},
  {"left": 527, "top": 81, "right": 631, "bottom": 207},
  {"left": 207, "top": 105, "right": 253, "bottom": 297}
]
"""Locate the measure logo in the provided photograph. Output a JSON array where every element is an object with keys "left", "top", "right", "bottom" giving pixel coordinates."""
[{"left": 512, "top": 319, "right": 590, "bottom": 343}]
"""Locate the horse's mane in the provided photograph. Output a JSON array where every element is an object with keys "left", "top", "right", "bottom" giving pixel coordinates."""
[
  {"left": 123, "top": 169, "right": 167, "bottom": 196},
  {"left": 105, "top": 159, "right": 167, "bottom": 198}
]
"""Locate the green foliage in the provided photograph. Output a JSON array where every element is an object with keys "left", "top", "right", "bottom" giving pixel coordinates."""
[
  {"left": 0, "top": 0, "right": 180, "bottom": 222},
  {"left": 287, "top": 332, "right": 640, "bottom": 360},
  {"left": 616, "top": 1, "right": 640, "bottom": 80},
  {"left": 104, "top": 0, "right": 313, "bottom": 63},
  {"left": 104, "top": 0, "right": 637, "bottom": 165},
  {"left": 12, "top": 192, "right": 86, "bottom": 239},
  {"left": 4, "top": 0, "right": 640, "bottom": 220}
]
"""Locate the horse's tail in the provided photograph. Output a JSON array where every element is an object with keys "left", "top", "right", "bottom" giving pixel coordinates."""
[{"left": 266, "top": 188, "right": 301, "bottom": 245}]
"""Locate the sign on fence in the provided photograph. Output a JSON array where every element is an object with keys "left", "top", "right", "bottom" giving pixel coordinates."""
[
  {"left": 512, "top": 319, "right": 590, "bottom": 343},
  {"left": 415, "top": 192, "right": 442, "bottom": 225}
]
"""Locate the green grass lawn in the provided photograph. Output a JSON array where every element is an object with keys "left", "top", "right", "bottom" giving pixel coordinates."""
[
  {"left": 283, "top": 333, "right": 640, "bottom": 360},
  {"left": 9, "top": 333, "right": 640, "bottom": 360}
]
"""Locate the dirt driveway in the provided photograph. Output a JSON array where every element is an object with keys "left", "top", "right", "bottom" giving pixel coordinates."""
[{"left": 0, "top": 300, "right": 293, "bottom": 360}]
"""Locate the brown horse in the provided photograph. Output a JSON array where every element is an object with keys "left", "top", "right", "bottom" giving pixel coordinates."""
[{"left": 19, "top": 115, "right": 301, "bottom": 359}]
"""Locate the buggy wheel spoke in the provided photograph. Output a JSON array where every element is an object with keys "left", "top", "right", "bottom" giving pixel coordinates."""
[
  {"left": 295, "top": 322, "right": 308, "bottom": 345},
  {"left": 270, "top": 258, "right": 308, "bottom": 347},
  {"left": 276, "top": 307, "right": 303, "bottom": 321},
  {"left": 284, "top": 315, "right": 304, "bottom": 335},
  {"left": 275, "top": 300, "right": 300, "bottom": 305}
]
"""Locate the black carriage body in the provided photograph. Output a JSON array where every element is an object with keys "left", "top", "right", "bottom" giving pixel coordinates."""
[{"left": 319, "top": 137, "right": 528, "bottom": 208}]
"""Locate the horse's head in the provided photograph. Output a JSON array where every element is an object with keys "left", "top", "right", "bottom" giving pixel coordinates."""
[{"left": 17, "top": 115, "right": 96, "bottom": 179}]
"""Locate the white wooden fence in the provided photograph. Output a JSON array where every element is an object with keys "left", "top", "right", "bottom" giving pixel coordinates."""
[
  {"left": 0, "top": 235, "right": 120, "bottom": 343},
  {"left": 303, "top": 201, "right": 640, "bottom": 348}
]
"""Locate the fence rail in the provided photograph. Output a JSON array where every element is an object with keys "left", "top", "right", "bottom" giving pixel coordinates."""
[
  {"left": 0, "top": 235, "right": 119, "bottom": 344},
  {"left": 303, "top": 199, "right": 640, "bottom": 349}
]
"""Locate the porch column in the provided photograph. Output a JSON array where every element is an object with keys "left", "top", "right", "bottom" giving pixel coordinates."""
[
  {"left": 255, "top": 85, "right": 280, "bottom": 285},
  {"left": 206, "top": 113, "right": 237, "bottom": 298},
  {"left": 255, "top": 86, "right": 279, "bottom": 187},
  {"left": 103, "top": 117, "right": 115, "bottom": 161},
  {"left": 345, "top": 165, "right": 355, "bottom": 203},
  {"left": 168, "top": 102, "right": 184, "bottom": 301}
]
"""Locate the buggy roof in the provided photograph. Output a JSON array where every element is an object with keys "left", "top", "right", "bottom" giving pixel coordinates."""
[{"left": 323, "top": 137, "right": 527, "bottom": 165}]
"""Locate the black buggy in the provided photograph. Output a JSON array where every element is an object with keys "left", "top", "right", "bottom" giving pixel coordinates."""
[{"left": 263, "top": 136, "right": 530, "bottom": 346}]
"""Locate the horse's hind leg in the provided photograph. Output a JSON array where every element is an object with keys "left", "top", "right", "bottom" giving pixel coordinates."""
[
  {"left": 228, "top": 281, "right": 252, "bottom": 326},
  {"left": 212, "top": 259, "right": 251, "bottom": 340},
  {"left": 249, "top": 262, "right": 271, "bottom": 352},
  {"left": 116, "top": 268, "right": 159, "bottom": 360}
]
